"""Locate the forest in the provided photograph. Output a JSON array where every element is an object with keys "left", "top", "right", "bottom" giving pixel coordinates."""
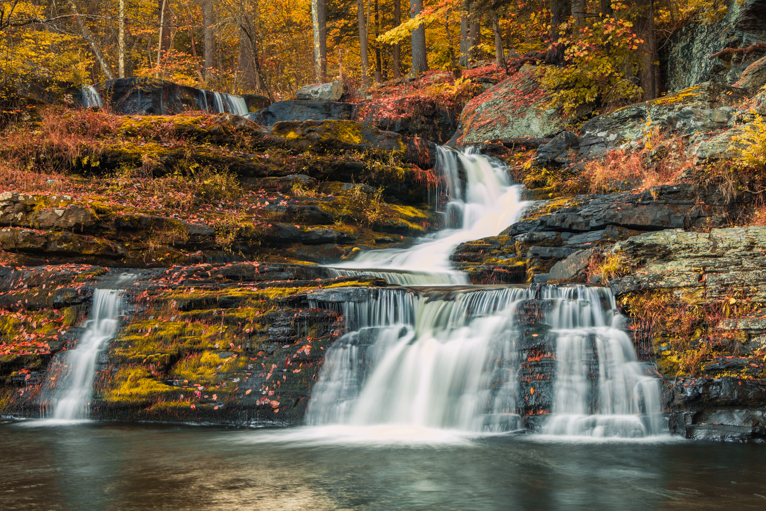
[{"left": 0, "top": 0, "right": 736, "bottom": 105}]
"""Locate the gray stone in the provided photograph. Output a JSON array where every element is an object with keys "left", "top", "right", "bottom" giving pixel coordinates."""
[
  {"left": 662, "top": 0, "right": 766, "bottom": 92},
  {"left": 535, "top": 131, "right": 580, "bottom": 164},
  {"left": 248, "top": 100, "right": 356, "bottom": 126},
  {"left": 296, "top": 81, "right": 344, "bottom": 101},
  {"left": 547, "top": 249, "right": 593, "bottom": 282}
]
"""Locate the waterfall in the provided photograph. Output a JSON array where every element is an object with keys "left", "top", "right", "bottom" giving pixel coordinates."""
[
  {"left": 308, "top": 146, "right": 664, "bottom": 438},
  {"left": 541, "top": 286, "right": 664, "bottom": 437},
  {"left": 329, "top": 147, "right": 527, "bottom": 286},
  {"left": 210, "top": 91, "right": 249, "bottom": 116},
  {"left": 81, "top": 85, "right": 103, "bottom": 109},
  {"left": 49, "top": 289, "right": 124, "bottom": 420}
]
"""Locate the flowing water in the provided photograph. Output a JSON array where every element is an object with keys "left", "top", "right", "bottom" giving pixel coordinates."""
[
  {"left": 313, "top": 147, "right": 663, "bottom": 438},
  {"left": 46, "top": 289, "right": 124, "bottom": 420}
]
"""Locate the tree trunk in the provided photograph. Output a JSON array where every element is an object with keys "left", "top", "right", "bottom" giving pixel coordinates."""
[
  {"left": 374, "top": 0, "right": 382, "bottom": 83},
  {"left": 469, "top": 3, "right": 480, "bottom": 61},
  {"left": 67, "top": 0, "right": 114, "bottom": 80},
  {"left": 319, "top": 0, "right": 327, "bottom": 82},
  {"left": 459, "top": 0, "right": 469, "bottom": 67},
  {"left": 311, "top": 0, "right": 327, "bottom": 82},
  {"left": 410, "top": 0, "right": 428, "bottom": 75},
  {"left": 492, "top": 12, "right": 504, "bottom": 69},
  {"left": 636, "top": 0, "right": 660, "bottom": 100},
  {"left": 118, "top": 0, "right": 126, "bottom": 78},
  {"left": 238, "top": 21, "right": 257, "bottom": 90},
  {"left": 357, "top": 0, "right": 370, "bottom": 87},
  {"left": 202, "top": 1, "right": 215, "bottom": 81},
  {"left": 600, "top": 0, "right": 613, "bottom": 17},
  {"left": 156, "top": 0, "right": 169, "bottom": 77},
  {"left": 572, "top": 0, "right": 586, "bottom": 25},
  {"left": 393, "top": 0, "right": 401, "bottom": 78},
  {"left": 546, "top": 0, "right": 570, "bottom": 65}
]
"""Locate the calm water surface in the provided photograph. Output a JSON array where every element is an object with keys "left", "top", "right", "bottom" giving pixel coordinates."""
[{"left": 1, "top": 421, "right": 765, "bottom": 510}]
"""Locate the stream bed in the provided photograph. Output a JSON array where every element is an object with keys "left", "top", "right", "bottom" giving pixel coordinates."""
[{"left": 2, "top": 421, "right": 765, "bottom": 510}]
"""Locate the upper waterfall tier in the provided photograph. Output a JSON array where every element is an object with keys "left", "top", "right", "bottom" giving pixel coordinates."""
[{"left": 328, "top": 147, "right": 527, "bottom": 286}]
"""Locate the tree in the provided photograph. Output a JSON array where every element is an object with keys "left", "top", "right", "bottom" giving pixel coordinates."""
[
  {"left": 202, "top": 0, "right": 215, "bottom": 81},
  {"left": 357, "top": 0, "right": 370, "bottom": 86},
  {"left": 410, "top": 0, "right": 427, "bottom": 75},
  {"left": 118, "top": 0, "right": 126, "bottom": 78},
  {"left": 392, "top": 0, "right": 401, "bottom": 77},
  {"left": 311, "top": 0, "right": 327, "bottom": 82},
  {"left": 491, "top": 11, "right": 503, "bottom": 68},
  {"left": 636, "top": 0, "right": 660, "bottom": 100}
]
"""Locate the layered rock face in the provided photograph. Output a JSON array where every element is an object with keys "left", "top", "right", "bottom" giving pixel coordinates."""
[{"left": 605, "top": 228, "right": 766, "bottom": 442}]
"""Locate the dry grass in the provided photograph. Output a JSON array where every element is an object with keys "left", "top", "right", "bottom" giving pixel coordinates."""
[{"left": 585, "top": 135, "right": 696, "bottom": 194}]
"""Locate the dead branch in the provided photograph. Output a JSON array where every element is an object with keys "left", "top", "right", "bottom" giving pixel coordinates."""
[{"left": 710, "top": 42, "right": 766, "bottom": 60}]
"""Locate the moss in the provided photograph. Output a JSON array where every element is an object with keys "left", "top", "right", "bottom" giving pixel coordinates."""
[
  {"left": 105, "top": 367, "right": 175, "bottom": 403},
  {"left": 171, "top": 351, "right": 247, "bottom": 385}
]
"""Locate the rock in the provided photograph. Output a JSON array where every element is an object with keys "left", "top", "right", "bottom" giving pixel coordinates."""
[
  {"left": 579, "top": 82, "right": 748, "bottom": 150},
  {"left": 507, "top": 184, "right": 732, "bottom": 236},
  {"left": 535, "top": 131, "right": 580, "bottom": 164},
  {"left": 734, "top": 54, "right": 766, "bottom": 92},
  {"left": 661, "top": 0, "right": 766, "bottom": 92},
  {"left": 35, "top": 206, "right": 96, "bottom": 232},
  {"left": 242, "top": 94, "right": 271, "bottom": 112},
  {"left": 356, "top": 96, "right": 458, "bottom": 144},
  {"left": 458, "top": 66, "right": 570, "bottom": 145},
  {"left": 296, "top": 81, "right": 344, "bottom": 101},
  {"left": 95, "top": 78, "right": 248, "bottom": 116},
  {"left": 547, "top": 249, "right": 593, "bottom": 282},
  {"left": 609, "top": 227, "right": 766, "bottom": 300},
  {"left": 248, "top": 100, "right": 355, "bottom": 126}
]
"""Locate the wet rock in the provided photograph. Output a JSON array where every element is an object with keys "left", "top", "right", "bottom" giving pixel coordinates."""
[
  {"left": 242, "top": 94, "right": 271, "bottom": 112},
  {"left": 296, "top": 81, "right": 344, "bottom": 101},
  {"left": 248, "top": 100, "right": 355, "bottom": 126}
]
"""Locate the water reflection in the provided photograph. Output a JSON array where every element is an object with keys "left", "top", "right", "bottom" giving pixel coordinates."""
[{"left": 2, "top": 422, "right": 766, "bottom": 510}]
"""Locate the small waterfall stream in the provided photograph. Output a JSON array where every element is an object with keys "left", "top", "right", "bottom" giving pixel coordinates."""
[
  {"left": 309, "top": 147, "right": 664, "bottom": 438},
  {"left": 48, "top": 288, "right": 124, "bottom": 420}
]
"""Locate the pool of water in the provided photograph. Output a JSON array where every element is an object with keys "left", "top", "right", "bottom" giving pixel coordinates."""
[{"left": 2, "top": 421, "right": 765, "bottom": 510}]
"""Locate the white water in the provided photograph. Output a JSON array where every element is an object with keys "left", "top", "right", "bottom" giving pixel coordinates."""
[
  {"left": 329, "top": 147, "right": 527, "bottom": 286},
  {"left": 211, "top": 91, "right": 249, "bottom": 116},
  {"left": 49, "top": 289, "right": 124, "bottom": 420},
  {"left": 541, "top": 286, "right": 664, "bottom": 437},
  {"left": 81, "top": 85, "right": 103, "bottom": 109},
  {"left": 308, "top": 147, "right": 664, "bottom": 439}
]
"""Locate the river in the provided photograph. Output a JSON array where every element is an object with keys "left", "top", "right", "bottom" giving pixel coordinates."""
[{"left": 2, "top": 421, "right": 765, "bottom": 510}]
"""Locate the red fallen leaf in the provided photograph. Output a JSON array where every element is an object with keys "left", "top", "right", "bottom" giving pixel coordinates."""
[
  {"left": 190, "top": 404, "right": 196, "bottom": 410},
  {"left": 245, "top": 389, "right": 252, "bottom": 395}
]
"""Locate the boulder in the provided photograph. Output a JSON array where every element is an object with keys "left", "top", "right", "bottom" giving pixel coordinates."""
[
  {"left": 242, "top": 94, "right": 271, "bottom": 112},
  {"left": 547, "top": 248, "right": 593, "bottom": 282},
  {"left": 296, "top": 81, "right": 344, "bottom": 101},
  {"left": 248, "top": 100, "right": 355, "bottom": 126},
  {"left": 661, "top": 0, "right": 766, "bottom": 92},
  {"left": 458, "top": 65, "right": 568, "bottom": 145},
  {"left": 734, "top": 54, "right": 766, "bottom": 92},
  {"left": 534, "top": 131, "right": 580, "bottom": 164},
  {"left": 356, "top": 96, "right": 458, "bottom": 144}
]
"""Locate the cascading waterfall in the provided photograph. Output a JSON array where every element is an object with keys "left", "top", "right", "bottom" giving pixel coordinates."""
[
  {"left": 81, "top": 85, "right": 104, "bottom": 109},
  {"left": 210, "top": 91, "right": 249, "bottom": 116},
  {"left": 308, "top": 146, "right": 664, "bottom": 438},
  {"left": 328, "top": 147, "right": 526, "bottom": 286},
  {"left": 541, "top": 286, "right": 663, "bottom": 437},
  {"left": 48, "top": 288, "right": 124, "bottom": 420}
]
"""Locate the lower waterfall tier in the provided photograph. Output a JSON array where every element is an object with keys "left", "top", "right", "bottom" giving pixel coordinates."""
[{"left": 307, "top": 285, "right": 664, "bottom": 437}]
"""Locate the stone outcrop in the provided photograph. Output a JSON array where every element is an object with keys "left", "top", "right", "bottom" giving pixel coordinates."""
[
  {"left": 355, "top": 96, "right": 459, "bottom": 145},
  {"left": 457, "top": 66, "right": 569, "bottom": 145},
  {"left": 662, "top": 0, "right": 766, "bottom": 92},
  {"left": 0, "top": 263, "right": 389, "bottom": 426},
  {"left": 605, "top": 227, "right": 766, "bottom": 442},
  {"left": 452, "top": 184, "right": 739, "bottom": 285}
]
